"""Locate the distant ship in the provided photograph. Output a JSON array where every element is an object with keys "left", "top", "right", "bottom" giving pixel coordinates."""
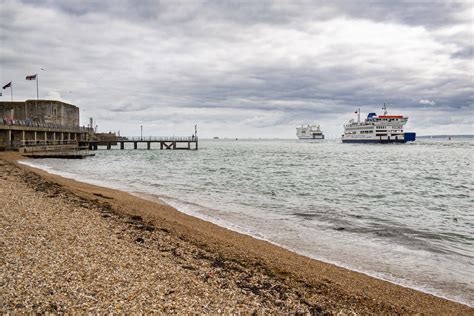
[
  {"left": 296, "top": 124, "right": 325, "bottom": 140},
  {"left": 341, "top": 104, "right": 416, "bottom": 143}
]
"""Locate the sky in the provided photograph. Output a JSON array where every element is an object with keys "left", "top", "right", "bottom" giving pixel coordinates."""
[{"left": 0, "top": 0, "right": 472, "bottom": 138}]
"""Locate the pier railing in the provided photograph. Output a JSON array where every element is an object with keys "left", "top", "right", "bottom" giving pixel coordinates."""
[
  {"left": 124, "top": 136, "right": 197, "bottom": 142},
  {"left": 1, "top": 117, "right": 93, "bottom": 132}
]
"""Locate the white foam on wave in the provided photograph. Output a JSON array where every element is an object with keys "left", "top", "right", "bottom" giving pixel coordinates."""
[{"left": 18, "top": 160, "right": 131, "bottom": 191}]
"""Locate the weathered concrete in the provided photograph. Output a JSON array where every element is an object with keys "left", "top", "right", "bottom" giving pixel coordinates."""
[{"left": 0, "top": 100, "right": 79, "bottom": 126}]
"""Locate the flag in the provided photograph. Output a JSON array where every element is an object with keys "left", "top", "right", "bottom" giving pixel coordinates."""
[
  {"left": 2, "top": 81, "right": 11, "bottom": 89},
  {"left": 26, "top": 74, "right": 37, "bottom": 80}
]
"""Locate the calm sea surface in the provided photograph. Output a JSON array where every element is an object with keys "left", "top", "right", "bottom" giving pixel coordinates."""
[{"left": 21, "top": 139, "right": 474, "bottom": 305}]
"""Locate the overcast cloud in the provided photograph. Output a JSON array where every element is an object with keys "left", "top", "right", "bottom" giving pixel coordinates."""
[{"left": 1, "top": 0, "right": 472, "bottom": 138}]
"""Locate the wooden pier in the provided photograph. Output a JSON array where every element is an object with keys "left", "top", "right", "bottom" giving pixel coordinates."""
[{"left": 84, "top": 136, "right": 198, "bottom": 151}]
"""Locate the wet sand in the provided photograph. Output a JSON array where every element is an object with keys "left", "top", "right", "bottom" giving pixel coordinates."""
[{"left": 1, "top": 152, "right": 472, "bottom": 314}]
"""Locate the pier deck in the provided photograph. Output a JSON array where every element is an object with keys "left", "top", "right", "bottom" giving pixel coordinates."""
[
  {"left": 23, "top": 151, "right": 95, "bottom": 159},
  {"left": 19, "top": 141, "right": 94, "bottom": 159}
]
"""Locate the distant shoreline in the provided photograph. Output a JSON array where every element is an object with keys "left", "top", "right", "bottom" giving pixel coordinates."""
[
  {"left": 1, "top": 152, "right": 472, "bottom": 313},
  {"left": 202, "top": 135, "right": 474, "bottom": 140},
  {"left": 417, "top": 134, "right": 474, "bottom": 138}
]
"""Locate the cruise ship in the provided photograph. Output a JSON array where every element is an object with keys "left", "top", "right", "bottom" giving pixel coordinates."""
[
  {"left": 296, "top": 124, "right": 325, "bottom": 140},
  {"left": 341, "top": 105, "right": 416, "bottom": 143}
]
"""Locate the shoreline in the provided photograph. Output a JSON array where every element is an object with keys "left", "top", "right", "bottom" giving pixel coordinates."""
[
  {"left": 1, "top": 152, "right": 473, "bottom": 314},
  {"left": 17, "top": 158, "right": 472, "bottom": 307},
  {"left": 115, "top": 192, "right": 473, "bottom": 307}
]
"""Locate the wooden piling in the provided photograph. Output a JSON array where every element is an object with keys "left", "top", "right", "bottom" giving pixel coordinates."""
[{"left": 79, "top": 136, "right": 198, "bottom": 151}]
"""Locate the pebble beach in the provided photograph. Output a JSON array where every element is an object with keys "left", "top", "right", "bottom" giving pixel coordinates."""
[{"left": 1, "top": 153, "right": 472, "bottom": 314}]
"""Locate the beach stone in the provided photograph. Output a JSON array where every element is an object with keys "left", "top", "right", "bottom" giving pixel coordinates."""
[{"left": 1, "top": 156, "right": 471, "bottom": 315}]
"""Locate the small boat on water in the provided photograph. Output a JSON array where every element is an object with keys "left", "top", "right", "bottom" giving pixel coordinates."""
[
  {"left": 341, "top": 104, "right": 416, "bottom": 143},
  {"left": 296, "top": 124, "right": 325, "bottom": 140}
]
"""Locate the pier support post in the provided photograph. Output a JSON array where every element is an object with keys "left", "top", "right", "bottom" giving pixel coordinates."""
[
  {"left": 44, "top": 132, "right": 47, "bottom": 144},
  {"left": 120, "top": 142, "right": 124, "bottom": 150},
  {"left": 22, "top": 130, "right": 25, "bottom": 146},
  {"left": 7, "top": 130, "right": 12, "bottom": 147},
  {"left": 107, "top": 142, "right": 111, "bottom": 150},
  {"left": 34, "top": 131, "right": 37, "bottom": 144},
  {"left": 196, "top": 141, "right": 198, "bottom": 150},
  {"left": 160, "top": 142, "right": 163, "bottom": 150},
  {"left": 173, "top": 141, "right": 176, "bottom": 149},
  {"left": 187, "top": 141, "right": 190, "bottom": 149},
  {"left": 147, "top": 142, "right": 151, "bottom": 150},
  {"left": 93, "top": 143, "right": 98, "bottom": 150},
  {"left": 134, "top": 142, "right": 137, "bottom": 149}
]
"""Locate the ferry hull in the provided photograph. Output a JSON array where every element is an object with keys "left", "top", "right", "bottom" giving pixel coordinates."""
[
  {"left": 298, "top": 136, "right": 325, "bottom": 140},
  {"left": 342, "top": 139, "right": 407, "bottom": 144},
  {"left": 342, "top": 132, "right": 416, "bottom": 143}
]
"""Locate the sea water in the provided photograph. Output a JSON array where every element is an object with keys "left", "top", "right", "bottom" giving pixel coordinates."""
[{"left": 20, "top": 139, "right": 474, "bottom": 305}]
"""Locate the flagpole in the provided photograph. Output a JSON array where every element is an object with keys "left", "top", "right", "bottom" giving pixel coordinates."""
[
  {"left": 36, "top": 73, "right": 39, "bottom": 119},
  {"left": 36, "top": 73, "right": 39, "bottom": 100}
]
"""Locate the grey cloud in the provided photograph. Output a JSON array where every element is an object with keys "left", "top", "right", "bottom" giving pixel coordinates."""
[
  {"left": 451, "top": 46, "right": 473, "bottom": 59},
  {"left": 2, "top": 0, "right": 473, "bottom": 137},
  {"left": 329, "top": 1, "right": 470, "bottom": 29},
  {"left": 19, "top": 0, "right": 470, "bottom": 29}
]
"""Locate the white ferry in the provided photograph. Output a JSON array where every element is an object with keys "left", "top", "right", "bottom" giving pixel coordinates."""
[
  {"left": 341, "top": 105, "right": 416, "bottom": 143},
  {"left": 296, "top": 124, "right": 325, "bottom": 140}
]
